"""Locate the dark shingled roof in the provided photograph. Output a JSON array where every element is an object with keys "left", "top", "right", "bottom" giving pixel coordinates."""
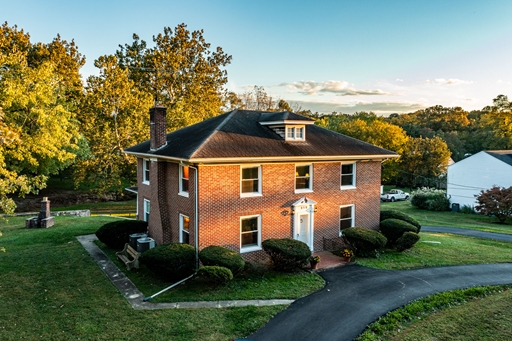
[
  {"left": 124, "top": 109, "right": 398, "bottom": 162},
  {"left": 486, "top": 150, "right": 512, "bottom": 167}
]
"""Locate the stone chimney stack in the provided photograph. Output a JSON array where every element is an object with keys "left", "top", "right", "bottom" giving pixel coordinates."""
[{"left": 150, "top": 106, "right": 167, "bottom": 151}]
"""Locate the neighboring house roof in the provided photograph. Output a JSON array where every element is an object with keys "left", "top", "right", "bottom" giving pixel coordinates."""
[
  {"left": 485, "top": 150, "right": 512, "bottom": 167},
  {"left": 125, "top": 109, "right": 398, "bottom": 163}
]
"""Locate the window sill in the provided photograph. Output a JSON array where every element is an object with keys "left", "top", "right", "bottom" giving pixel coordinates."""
[
  {"left": 295, "top": 188, "right": 313, "bottom": 194},
  {"left": 142, "top": 181, "right": 150, "bottom": 186},
  {"left": 179, "top": 191, "right": 189, "bottom": 198},
  {"left": 240, "top": 246, "right": 262, "bottom": 253},
  {"left": 240, "top": 193, "right": 263, "bottom": 198},
  {"left": 340, "top": 185, "right": 356, "bottom": 190}
]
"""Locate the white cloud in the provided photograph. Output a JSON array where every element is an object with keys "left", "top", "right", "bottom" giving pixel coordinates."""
[
  {"left": 395, "top": 78, "right": 404, "bottom": 82},
  {"left": 424, "top": 78, "right": 474, "bottom": 85},
  {"left": 279, "top": 80, "right": 392, "bottom": 96}
]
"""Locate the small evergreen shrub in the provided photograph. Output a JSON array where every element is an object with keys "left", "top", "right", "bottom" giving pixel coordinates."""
[
  {"left": 196, "top": 266, "right": 233, "bottom": 284},
  {"left": 95, "top": 220, "right": 148, "bottom": 249},
  {"left": 380, "top": 218, "right": 418, "bottom": 245},
  {"left": 395, "top": 232, "right": 420, "bottom": 252},
  {"left": 342, "top": 227, "right": 387, "bottom": 258},
  {"left": 262, "top": 238, "right": 311, "bottom": 272},
  {"left": 459, "top": 205, "right": 476, "bottom": 214},
  {"left": 199, "top": 245, "right": 245, "bottom": 275},
  {"left": 380, "top": 210, "right": 421, "bottom": 232},
  {"left": 139, "top": 243, "right": 195, "bottom": 281},
  {"left": 411, "top": 188, "right": 450, "bottom": 212}
]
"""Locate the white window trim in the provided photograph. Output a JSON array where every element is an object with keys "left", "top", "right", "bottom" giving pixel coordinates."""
[
  {"left": 179, "top": 165, "right": 190, "bottom": 197},
  {"left": 143, "top": 199, "right": 150, "bottom": 222},
  {"left": 339, "top": 204, "right": 355, "bottom": 236},
  {"left": 179, "top": 214, "right": 190, "bottom": 243},
  {"left": 285, "top": 125, "right": 306, "bottom": 141},
  {"left": 240, "top": 165, "right": 263, "bottom": 198},
  {"left": 295, "top": 163, "right": 313, "bottom": 193},
  {"left": 340, "top": 162, "right": 357, "bottom": 190},
  {"left": 142, "top": 159, "right": 150, "bottom": 185},
  {"left": 240, "top": 214, "right": 262, "bottom": 253}
]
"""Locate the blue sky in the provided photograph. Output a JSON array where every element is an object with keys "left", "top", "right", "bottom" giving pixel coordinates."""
[{"left": 4, "top": 0, "right": 512, "bottom": 114}]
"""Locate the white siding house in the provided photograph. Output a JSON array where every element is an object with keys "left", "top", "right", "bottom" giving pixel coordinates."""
[{"left": 447, "top": 150, "right": 512, "bottom": 208}]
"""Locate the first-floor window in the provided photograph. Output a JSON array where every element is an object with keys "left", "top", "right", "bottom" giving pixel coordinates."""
[
  {"left": 240, "top": 215, "right": 261, "bottom": 252},
  {"left": 340, "top": 205, "right": 354, "bottom": 235},
  {"left": 144, "top": 199, "right": 150, "bottom": 222},
  {"left": 180, "top": 214, "right": 190, "bottom": 244}
]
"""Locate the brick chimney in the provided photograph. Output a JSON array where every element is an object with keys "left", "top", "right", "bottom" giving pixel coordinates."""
[{"left": 150, "top": 106, "right": 167, "bottom": 150}]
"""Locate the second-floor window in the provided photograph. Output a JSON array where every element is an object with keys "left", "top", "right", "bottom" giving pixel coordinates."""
[
  {"left": 241, "top": 165, "right": 261, "bottom": 196},
  {"left": 295, "top": 164, "right": 312, "bottom": 192},
  {"left": 180, "top": 165, "right": 189, "bottom": 196},
  {"left": 341, "top": 163, "right": 356, "bottom": 188},
  {"left": 143, "top": 159, "right": 150, "bottom": 184}
]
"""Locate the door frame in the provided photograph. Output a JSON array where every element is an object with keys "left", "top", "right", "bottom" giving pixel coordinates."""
[{"left": 292, "top": 197, "right": 317, "bottom": 251}]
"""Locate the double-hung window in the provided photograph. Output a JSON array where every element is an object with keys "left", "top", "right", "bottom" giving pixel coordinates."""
[
  {"left": 295, "top": 164, "right": 312, "bottom": 192},
  {"left": 339, "top": 205, "right": 354, "bottom": 235},
  {"left": 143, "top": 159, "right": 150, "bottom": 184},
  {"left": 241, "top": 165, "right": 261, "bottom": 197},
  {"left": 180, "top": 214, "right": 190, "bottom": 244},
  {"left": 143, "top": 199, "right": 150, "bottom": 222},
  {"left": 341, "top": 163, "right": 356, "bottom": 188},
  {"left": 286, "top": 126, "right": 305, "bottom": 141},
  {"left": 240, "top": 215, "right": 261, "bottom": 252},
  {"left": 179, "top": 165, "right": 189, "bottom": 196}
]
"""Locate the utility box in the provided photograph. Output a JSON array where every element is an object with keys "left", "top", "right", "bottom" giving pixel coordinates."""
[
  {"left": 451, "top": 203, "right": 460, "bottom": 212},
  {"left": 129, "top": 233, "right": 147, "bottom": 249},
  {"left": 137, "top": 237, "right": 155, "bottom": 253}
]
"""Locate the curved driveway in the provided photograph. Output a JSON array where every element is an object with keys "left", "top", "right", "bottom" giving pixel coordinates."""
[{"left": 250, "top": 227, "right": 512, "bottom": 341}]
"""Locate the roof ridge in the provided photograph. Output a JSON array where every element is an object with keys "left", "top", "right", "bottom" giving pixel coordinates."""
[{"left": 188, "top": 110, "right": 238, "bottom": 159}]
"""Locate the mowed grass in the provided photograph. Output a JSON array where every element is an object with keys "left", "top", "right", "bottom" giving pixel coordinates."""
[
  {"left": 53, "top": 199, "right": 137, "bottom": 218},
  {"left": 381, "top": 200, "right": 512, "bottom": 234},
  {"left": 357, "top": 232, "right": 512, "bottom": 270},
  {"left": 0, "top": 216, "right": 285, "bottom": 341}
]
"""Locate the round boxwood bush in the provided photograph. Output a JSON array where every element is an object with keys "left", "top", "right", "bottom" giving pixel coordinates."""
[
  {"left": 139, "top": 243, "right": 195, "bottom": 281},
  {"left": 380, "top": 210, "right": 421, "bottom": 232},
  {"left": 395, "top": 231, "right": 420, "bottom": 252},
  {"left": 196, "top": 266, "right": 233, "bottom": 284},
  {"left": 95, "top": 220, "right": 148, "bottom": 249},
  {"left": 199, "top": 245, "right": 245, "bottom": 275},
  {"left": 380, "top": 218, "right": 418, "bottom": 245},
  {"left": 342, "top": 227, "right": 387, "bottom": 257},
  {"left": 262, "top": 238, "right": 311, "bottom": 272}
]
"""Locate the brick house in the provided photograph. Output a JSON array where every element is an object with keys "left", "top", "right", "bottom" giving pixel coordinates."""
[{"left": 124, "top": 106, "right": 398, "bottom": 260}]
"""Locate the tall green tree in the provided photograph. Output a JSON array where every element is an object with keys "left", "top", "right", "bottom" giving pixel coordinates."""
[
  {"left": 479, "top": 95, "right": 512, "bottom": 149},
  {"left": 116, "top": 24, "right": 232, "bottom": 131},
  {"left": 76, "top": 55, "right": 153, "bottom": 194},
  {"left": 0, "top": 53, "right": 80, "bottom": 214}
]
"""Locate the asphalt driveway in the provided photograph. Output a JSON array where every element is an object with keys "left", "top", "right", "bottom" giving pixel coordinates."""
[{"left": 249, "top": 227, "right": 512, "bottom": 341}]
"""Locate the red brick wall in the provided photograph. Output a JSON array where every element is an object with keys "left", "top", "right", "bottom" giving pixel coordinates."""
[{"left": 196, "top": 161, "right": 382, "bottom": 261}]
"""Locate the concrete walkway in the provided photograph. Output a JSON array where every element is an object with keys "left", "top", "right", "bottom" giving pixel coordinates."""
[
  {"left": 76, "top": 234, "right": 293, "bottom": 310},
  {"left": 249, "top": 226, "right": 512, "bottom": 341}
]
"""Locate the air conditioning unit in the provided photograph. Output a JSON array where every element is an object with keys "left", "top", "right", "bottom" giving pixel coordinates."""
[
  {"left": 137, "top": 237, "right": 155, "bottom": 253},
  {"left": 129, "top": 233, "right": 147, "bottom": 249}
]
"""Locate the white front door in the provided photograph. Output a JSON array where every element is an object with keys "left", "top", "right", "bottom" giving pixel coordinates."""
[{"left": 298, "top": 214, "right": 309, "bottom": 244}]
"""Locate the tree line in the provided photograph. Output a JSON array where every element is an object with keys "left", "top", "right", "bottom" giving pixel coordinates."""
[{"left": 1, "top": 22, "right": 511, "bottom": 214}]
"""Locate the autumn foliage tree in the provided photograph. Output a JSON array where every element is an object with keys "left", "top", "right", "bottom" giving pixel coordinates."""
[{"left": 475, "top": 186, "right": 512, "bottom": 224}]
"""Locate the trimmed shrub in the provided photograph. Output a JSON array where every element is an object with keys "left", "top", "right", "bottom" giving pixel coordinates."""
[
  {"left": 95, "top": 220, "right": 148, "bottom": 249},
  {"left": 196, "top": 266, "right": 233, "bottom": 284},
  {"left": 460, "top": 205, "right": 476, "bottom": 214},
  {"left": 380, "top": 210, "right": 421, "bottom": 232},
  {"left": 199, "top": 245, "right": 245, "bottom": 275},
  {"left": 139, "top": 243, "right": 195, "bottom": 281},
  {"left": 262, "top": 238, "right": 311, "bottom": 272},
  {"left": 380, "top": 218, "right": 418, "bottom": 245},
  {"left": 411, "top": 188, "right": 450, "bottom": 212},
  {"left": 342, "top": 227, "right": 387, "bottom": 258},
  {"left": 395, "top": 232, "right": 420, "bottom": 252}
]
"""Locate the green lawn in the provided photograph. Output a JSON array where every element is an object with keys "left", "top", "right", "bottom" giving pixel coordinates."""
[
  {"left": 381, "top": 200, "right": 512, "bottom": 233},
  {"left": 0, "top": 216, "right": 286, "bottom": 341}
]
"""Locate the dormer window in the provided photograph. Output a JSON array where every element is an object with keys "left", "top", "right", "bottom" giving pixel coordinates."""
[{"left": 286, "top": 125, "right": 305, "bottom": 141}]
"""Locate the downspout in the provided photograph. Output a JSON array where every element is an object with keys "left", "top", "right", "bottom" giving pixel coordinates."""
[{"left": 188, "top": 164, "right": 199, "bottom": 271}]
